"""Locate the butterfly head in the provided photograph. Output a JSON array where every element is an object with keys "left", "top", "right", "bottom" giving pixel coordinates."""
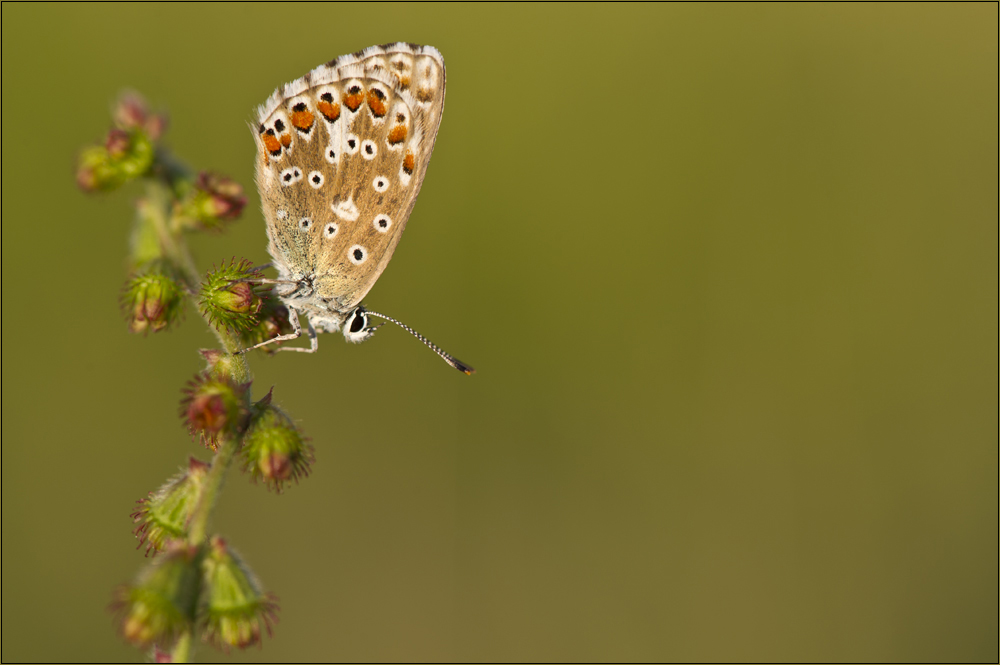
[{"left": 342, "top": 307, "right": 382, "bottom": 344}]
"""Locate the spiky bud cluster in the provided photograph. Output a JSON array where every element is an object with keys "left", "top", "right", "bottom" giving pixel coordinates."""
[
  {"left": 198, "top": 259, "right": 268, "bottom": 334},
  {"left": 241, "top": 390, "right": 313, "bottom": 492},
  {"left": 131, "top": 458, "right": 211, "bottom": 556},
  {"left": 113, "top": 539, "right": 280, "bottom": 653},
  {"left": 77, "top": 93, "right": 162, "bottom": 193},
  {"left": 121, "top": 269, "right": 186, "bottom": 334}
]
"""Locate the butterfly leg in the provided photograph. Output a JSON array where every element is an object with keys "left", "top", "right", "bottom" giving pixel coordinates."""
[
  {"left": 237, "top": 306, "right": 316, "bottom": 354},
  {"left": 278, "top": 316, "right": 319, "bottom": 353}
]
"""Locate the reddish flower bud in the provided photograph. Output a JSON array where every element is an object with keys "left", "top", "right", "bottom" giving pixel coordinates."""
[
  {"left": 175, "top": 173, "right": 246, "bottom": 231},
  {"left": 196, "top": 172, "right": 246, "bottom": 221},
  {"left": 105, "top": 128, "right": 131, "bottom": 159},
  {"left": 180, "top": 373, "right": 249, "bottom": 450},
  {"left": 114, "top": 92, "right": 149, "bottom": 131},
  {"left": 122, "top": 271, "right": 185, "bottom": 334},
  {"left": 144, "top": 112, "right": 168, "bottom": 142},
  {"left": 241, "top": 392, "right": 313, "bottom": 492}
]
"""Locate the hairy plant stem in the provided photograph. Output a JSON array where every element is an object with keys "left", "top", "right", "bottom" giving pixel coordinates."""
[{"left": 142, "top": 175, "right": 254, "bottom": 662}]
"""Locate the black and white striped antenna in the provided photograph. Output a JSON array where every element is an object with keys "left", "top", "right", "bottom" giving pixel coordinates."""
[{"left": 365, "top": 310, "right": 475, "bottom": 375}]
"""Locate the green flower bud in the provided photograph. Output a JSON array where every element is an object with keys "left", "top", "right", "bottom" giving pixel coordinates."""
[
  {"left": 201, "top": 536, "right": 279, "bottom": 651},
  {"left": 131, "top": 458, "right": 210, "bottom": 556},
  {"left": 241, "top": 391, "right": 313, "bottom": 492},
  {"left": 121, "top": 270, "right": 185, "bottom": 334},
  {"left": 76, "top": 128, "right": 154, "bottom": 193},
  {"left": 180, "top": 373, "right": 249, "bottom": 450},
  {"left": 112, "top": 542, "right": 203, "bottom": 649},
  {"left": 174, "top": 172, "right": 246, "bottom": 231},
  {"left": 198, "top": 349, "right": 240, "bottom": 379},
  {"left": 198, "top": 259, "right": 267, "bottom": 334}
]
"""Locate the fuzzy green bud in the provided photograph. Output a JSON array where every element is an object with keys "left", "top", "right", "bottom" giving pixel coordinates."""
[
  {"left": 174, "top": 172, "right": 246, "bottom": 231},
  {"left": 112, "top": 542, "right": 203, "bottom": 648},
  {"left": 241, "top": 391, "right": 313, "bottom": 492},
  {"left": 76, "top": 128, "right": 154, "bottom": 193},
  {"left": 131, "top": 458, "right": 210, "bottom": 556},
  {"left": 122, "top": 270, "right": 185, "bottom": 334},
  {"left": 201, "top": 536, "right": 279, "bottom": 651},
  {"left": 198, "top": 349, "right": 240, "bottom": 380},
  {"left": 198, "top": 259, "right": 266, "bottom": 333}
]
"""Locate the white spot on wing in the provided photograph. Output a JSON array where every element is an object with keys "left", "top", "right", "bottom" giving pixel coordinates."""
[
  {"left": 332, "top": 196, "right": 360, "bottom": 222},
  {"left": 345, "top": 134, "right": 360, "bottom": 154},
  {"left": 361, "top": 140, "right": 377, "bottom": 160},
  {"left": 348, "top": 244, "right": 368, "bottom": 265},
  {"left": 280, "top": 167, "right": 303, "bottom": 186}
]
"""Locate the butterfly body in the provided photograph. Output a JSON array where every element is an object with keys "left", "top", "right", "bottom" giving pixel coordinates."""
[{"left": 253, "top": 43, "right": 446, "bottom": 338}]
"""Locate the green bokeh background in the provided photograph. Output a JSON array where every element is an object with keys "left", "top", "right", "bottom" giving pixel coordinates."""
[{"left": 2, "top": 3, "right": 997, "bottom": 662}]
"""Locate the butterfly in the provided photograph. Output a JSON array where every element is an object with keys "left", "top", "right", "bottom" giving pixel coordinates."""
[{"left": 245, "top": 43, "right": 473, "bottom": 374}]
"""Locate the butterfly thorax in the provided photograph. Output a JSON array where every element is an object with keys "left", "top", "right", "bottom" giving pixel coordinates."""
[{"left": 271, "top": 269, "right": 351, "bottom": 333}]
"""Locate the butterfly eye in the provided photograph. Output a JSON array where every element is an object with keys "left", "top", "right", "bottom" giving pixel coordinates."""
[
  {"left": 373, "top": 214, "right": 392, "bottom": 233},
  {"left": 324, "top": 222, "right": 338, "bottom": 238},
  {"left": 350, "top": 310, "right": 366, "bottom": 333},
  {"left": 342, "top": 307, "right": 376, "bottom": 344}
]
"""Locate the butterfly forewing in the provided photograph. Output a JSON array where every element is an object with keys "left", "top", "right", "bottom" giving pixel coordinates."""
[{"left": 254, "top": 43, "right": 445, "bottom": 314}]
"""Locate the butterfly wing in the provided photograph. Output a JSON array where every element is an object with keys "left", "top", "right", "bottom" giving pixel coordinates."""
[{"left": 254, "top": 43, "right": 446, "bottom": 314}]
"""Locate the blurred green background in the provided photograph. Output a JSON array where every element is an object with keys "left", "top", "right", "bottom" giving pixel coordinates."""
[{"left": 2, "top": 3, "right": 996, "bottom": 662}]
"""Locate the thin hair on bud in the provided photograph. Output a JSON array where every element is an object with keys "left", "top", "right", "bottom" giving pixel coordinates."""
[{"left": 365, "top": 310, "right": 475, "bottom": 375}]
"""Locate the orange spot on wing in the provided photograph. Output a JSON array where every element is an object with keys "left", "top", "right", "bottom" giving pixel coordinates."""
[
  {"left": 367, "top": 90, "right": 387, "bottom": 117},
  {"left": 402, "top": 151, "right": 415, "bottom": 175},
  {"left": 344, "top": 89, "right": 364, "bottom": 112},
  {"left": 317, "top": 100, "right": 340, "bottom": 122},
  {"left": 291, "top": 109, "right": 315, "bottom": 131},
  {"left": 280, "top": 133, "right": 292, "bottom": 148},
  {"left": 262, "top": 133, "right": 282, "bottom": 155},
  {"left": 388, "top": 124, "right": 408, "bottom": 145},
  {"left": 399, "top": 75, "right": 411, "bottom": 89}
]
